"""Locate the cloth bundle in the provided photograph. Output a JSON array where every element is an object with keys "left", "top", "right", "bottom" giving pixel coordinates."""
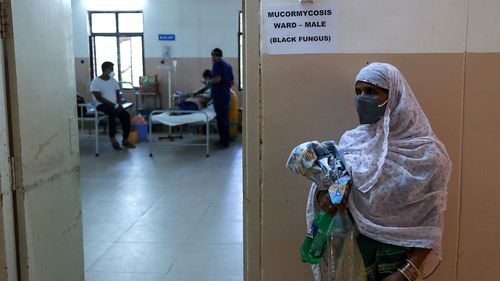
[{"left": 286, "top": 141, "right": 350, "bottom": 204}]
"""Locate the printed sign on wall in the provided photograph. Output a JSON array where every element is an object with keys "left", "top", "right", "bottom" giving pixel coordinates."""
[
  {"left": 158, "top": 34, "right": 176, "bottom": 41},
  {"left": 262, "top": 3, "right": 336, "bottom": 55}
]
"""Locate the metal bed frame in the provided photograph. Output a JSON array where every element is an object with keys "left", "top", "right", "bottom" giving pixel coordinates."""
[
  {"left": 77, "top": 104, "right": 108, "bottom": 156},
  {"left": 77, "top": 102, "right": 133, "bottom": 156},
  {"left": 148, "top": 109, "right": 214, "bottom": 158}
]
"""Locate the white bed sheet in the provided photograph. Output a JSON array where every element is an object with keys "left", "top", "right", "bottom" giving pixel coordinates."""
[{"left": 151, "top": 107, "right": 216, "bottom": 127}]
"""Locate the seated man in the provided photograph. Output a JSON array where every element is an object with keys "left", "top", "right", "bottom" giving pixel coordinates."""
[{"left": 90, "top": 61, "right": 135, "bottom": 150}]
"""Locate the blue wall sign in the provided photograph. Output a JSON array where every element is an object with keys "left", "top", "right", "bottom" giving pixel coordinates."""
[{"left": 158, "top": 34, "right": 176, "bottom": 41}]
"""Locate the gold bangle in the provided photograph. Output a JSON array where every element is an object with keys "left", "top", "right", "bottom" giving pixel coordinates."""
[
  {"left": 406, "top": 259, "right": 422, "bottom": 278},
  {"left": 397, "top": 268, "right": 411, "bottom": 281},
  {"left": 397, "top": 261, "right": 419, "bottom": 281}
]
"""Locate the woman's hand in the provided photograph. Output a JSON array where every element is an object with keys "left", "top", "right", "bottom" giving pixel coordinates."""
[
  {"left": 381, "top": 271, "right": 407, "bottom": 281},
  {"left": 315, "top": 190, "right": 338, "bottom": 216}
]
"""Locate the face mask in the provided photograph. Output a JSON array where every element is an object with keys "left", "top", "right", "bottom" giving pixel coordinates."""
[
  {"left": 355, "top": 94, "right": 388, "bottom": 124},
  {"left": 109, "top": 71, "right": 115, "bottom": 78}
]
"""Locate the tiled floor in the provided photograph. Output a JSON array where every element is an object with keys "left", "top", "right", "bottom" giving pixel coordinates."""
[{"left": 79, "top": 132, "right": 243, "bottom": 281}]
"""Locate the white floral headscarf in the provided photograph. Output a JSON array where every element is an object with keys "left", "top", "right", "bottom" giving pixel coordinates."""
[{"left": 340, "top": 62, "right": 452, "bottom": 276}]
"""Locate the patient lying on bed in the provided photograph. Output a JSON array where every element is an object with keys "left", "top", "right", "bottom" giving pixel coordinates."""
[
  {"left": 175, "top": 69, "right": 213, "bottom": 112},
  {"left": 177, "top": 94, "right": 211, "bottom": 111}
]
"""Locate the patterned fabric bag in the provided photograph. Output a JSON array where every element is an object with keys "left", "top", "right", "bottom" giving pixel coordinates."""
[{"left": 287, "top": 141, "right": 365, "bottom": 281}]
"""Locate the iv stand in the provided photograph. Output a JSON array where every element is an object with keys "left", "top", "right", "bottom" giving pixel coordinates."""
[{"left": 158, "top": 60, "right": 183, "bottom": 141}]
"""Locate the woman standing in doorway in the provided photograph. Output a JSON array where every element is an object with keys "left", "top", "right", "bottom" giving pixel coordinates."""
[{"left": 310, "top": 62, "right": 452, "bottom": 281}]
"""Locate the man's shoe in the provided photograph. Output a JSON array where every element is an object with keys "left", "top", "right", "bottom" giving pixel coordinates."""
[
  {"left": 214, "top": 141, "right": 229, "bottom": 149},
  {"left": 122, "top": 140, "right": 136, "bottom": 149},
  {"left": 111, "top": 139, "right": 122, "bottom": 150}
]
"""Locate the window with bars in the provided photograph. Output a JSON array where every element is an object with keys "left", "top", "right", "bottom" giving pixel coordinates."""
[{"left": 89, "top": 11, "right": 144, "bottom": 88}]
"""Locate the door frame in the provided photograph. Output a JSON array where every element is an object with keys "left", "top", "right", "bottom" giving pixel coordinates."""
[
  {"left": 1, "top": 0, "right": 84, "bottom": 279},
  {"left": 0, "top": 1, "right": 20, "bottom": 279},
  {"left": 242, "top": 1, "right": 262, "bottom": 281}
]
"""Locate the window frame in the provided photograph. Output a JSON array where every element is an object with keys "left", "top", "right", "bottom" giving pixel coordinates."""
[
  {"left": 88, "top": 11, "right": 145, "bottom": 88},
  {"left": 238, "top": 10, "right": 244, "bottom": 91}
]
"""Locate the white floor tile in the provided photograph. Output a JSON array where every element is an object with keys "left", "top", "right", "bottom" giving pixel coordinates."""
[
  {"left": 142, "top": 201, "right": 210, "bottom": 222},
  {"left": 168, "top": 244, "right": 243, "bottom": 276},
  {"left": 163, "top": 275, "right": 242, "bottom": 281},
  {"left": 189, "top": 220, "right": 243, "bottom": 244},
  {"left": 83, "top": 219, "right": 135, "bottom": 242},
  {"left": 104, "top": 184, "right": 171, "bottom": 203},
  {"left": 212, "top": 186, "right": 243, "bottom": 203},
  {"left": 80, "top": 136, "right": 243, "bottom": 279},
  {"left": 84, "top": 242, "right": 113, "bottom": 271},
  {"left": 85, "top": 272, "right": 165, "bottom": 281},
  {"left": 88, "top": 242, "right": 184, "bottom": 274},
  {"left": 160, "top": 187, "right": 218, "bottom": 204},
  {"left": 84, "top": 201, "right": 154, "bottom": 222},
  {"left": 119, "top": 219, "right": 199, "bottom": 243},
  {"left": 202, "top": 203, "right": 243, "bottom": 221}
]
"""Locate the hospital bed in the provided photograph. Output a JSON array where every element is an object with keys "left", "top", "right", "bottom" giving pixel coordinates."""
[
  {"left": 148, "top": 107, "right": 217, "bottom": 157},
  {"left": 77, "top": 103, "right": 108, "bottom": 156},
  {"left": 77, "top": 101, "right": 133, "bottom": 156}
]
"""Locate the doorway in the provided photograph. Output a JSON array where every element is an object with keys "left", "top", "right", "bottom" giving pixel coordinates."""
[{"left": 77, "top": 1, "right": 245, "bottom": 280}]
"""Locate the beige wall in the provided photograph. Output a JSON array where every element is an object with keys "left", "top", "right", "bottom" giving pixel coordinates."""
[
  {"left": 458, "top": 53, "right": 500, "bottom": 280},
  {"left": 244, "top": 0, "right": 500, "bottom": 281},
  {"left": 457, "top": 3, "right": 500, "bottom": 277},
  {"left": 260, "top": 54, "right": 463, "bottom": 280}
]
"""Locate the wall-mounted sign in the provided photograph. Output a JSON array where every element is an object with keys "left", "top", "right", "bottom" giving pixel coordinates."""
[
  {"left": 158, "top": 34, "right": 176, "bottom": 41},
  {"left": 263, "top": 3, "right": 336, "bottom": 55},
  {"left": 161, "top": 45, "right": 171, "bottom": 57}
]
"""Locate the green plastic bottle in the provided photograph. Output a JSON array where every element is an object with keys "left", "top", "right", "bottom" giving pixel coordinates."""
[
  {"left": 300, "top": 210, "right": 335, "bottom": 264},
  {"left": 300, "top": 234, "right": 314, "bottom": 263}
]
